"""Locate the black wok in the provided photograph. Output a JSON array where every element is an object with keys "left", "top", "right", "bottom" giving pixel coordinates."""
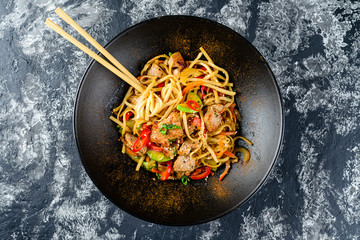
[{"left": 74, "top": 16, "right": 284, "bottom": 225}]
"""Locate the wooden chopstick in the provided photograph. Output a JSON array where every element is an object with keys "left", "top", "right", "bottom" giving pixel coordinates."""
[
  {"left": 45, "top": 11, "right": 145, "bottom": 93},
  {"left": 54, "top": 7, "right": 144, "bottom": 91}
]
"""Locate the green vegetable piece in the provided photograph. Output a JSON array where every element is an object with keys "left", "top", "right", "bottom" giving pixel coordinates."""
[
  {"left": 128, "top": 154, "right": 140, "bottom": 162},
  {"left": 181, "top": 175, "right": 188, "bottom": 185},
  {"left": 187, "top": 91, "right": 203, "bottom": 108},
  {"left": 126, "top": 151, "right": 156, "bottom": 171},
  {"left": 176, "top": 103, "right": 197, "bottom": 113},
  {"left": 160, "top": 125, "right": 167, "bottom": 135},
  {"left": 147, "top": 149, "right": 171, "bottom": 162},
  {"left": 211, "top": 167, "right": 217, "bottom": 172},
  {"left": 177, "top": 91, "right": 203, "bottom": 113},
  {"left": 167, "top": 124, "right": 181, "bottom": 129},
  {"left": 172, "top": 146, "right": 177, "bottom": 156},
  {"left": 142, "top": 159, "right": 156, "bottom": 171},
  {"left": 126, "top": 120, "right": 135, "bottom": 129},
  {"left": 160, "top": 124, "right": 182, "bottom": 135},
  {"left": 168, "top": 52, "right": 172, "bottom": 57}
]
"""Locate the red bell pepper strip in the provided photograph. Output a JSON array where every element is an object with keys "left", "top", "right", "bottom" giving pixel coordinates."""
[
  {"left": 151, "top": 162, "right": 172, "bottom": 180},
  {"left": 126, "top": 147, "right": 137, "bottom": 156},
  {"left": 158, "top": 82, "right": 165, "bottom": 88},
  {"left": 203, "top": 129, "right": 207, "bottom": 138},
  {"left": 224, "top": 150, "right": 237, "bottom": 158},
  {"left": 193, "top": 117, "right": 201, "bottom": 127},
  {"left": 200, "top": 86, "right": 207, "bottom": 99},
  {"left": 125, "top": 111, "right": 133, "bottom": 121},
  {"left": 190, "top": 166, "right": 211, "bottom": 180},
  {"left": 186, "top": 100, "right": 200, "bottom": 111},
  {"left": 219, "top": 131, "right": 236, "bottom": 136},
  {"left": 219, "top": 161, "right": 230, "bottom": 181},
  {"left": 182, "top": 81, "right": 204, "bottom": 95},
  {"left": 151, "top": 169, "right": 161, "bottom": 174},
  {"left": 161, "top": 161, "right": 172, "bottom": 181},
  {"left": 229, "top": 103, "right": 236, "bottom": 119},
  {"left": 196, "top": 75, "right": 205, "bottom": 79},
  {"left": 147, "top": 142, "right": 163, "bottom": 151},
  {"left": 199, "top": 66, "right": 207, "bottom": 71}
]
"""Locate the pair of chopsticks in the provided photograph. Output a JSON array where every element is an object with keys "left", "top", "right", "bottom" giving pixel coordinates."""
[{"left": 45, "top": 7, "right": 145, "bottom": 93}]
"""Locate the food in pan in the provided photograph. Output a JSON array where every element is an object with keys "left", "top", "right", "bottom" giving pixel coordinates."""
[{"left": 110, "top": 48, "right": 251, "bottom": 183}]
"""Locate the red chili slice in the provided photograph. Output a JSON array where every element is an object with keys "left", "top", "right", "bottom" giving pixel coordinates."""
[
  {"left": 125, "top": 112, "right": 133, "bottom": 121},
  {"left": 132, "top": 135, "right": 147, "bottom": 152},
  {"left": 190, "top": 166, "right": 211, "bottom": 180},
  {"left": 158, "top": 82, "right": 165, "bottom": 88},
  {"left": 132, "top": 126, "right": 151, "bottom": 152},
  {"left": 186, "top": 100, "right": 200, "bottom": 111}
]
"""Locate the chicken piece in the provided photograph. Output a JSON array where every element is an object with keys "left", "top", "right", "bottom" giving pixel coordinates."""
[
  {"left": 173, "top": 155, "right": 196, "bottom": 172},
  {"left": 120, "top": 133, "right": 147, "bottom": 156},
  {"left": 127, "top": 95, "right": 139, "bottom": 106},
  {"left": 204, "top": 104, "right": 225, "bottom": 132},
  {"left": 187, "top": 113, "right": 200, "bottom": 134},
  {"left": 178, "top": 139, "right": 201, "bottom": 156},
  {"left": 160, "top": 111, "right": 185, "bottom": 139},
  {"left": 148, "top": 63, "right": 166, "bottom": 78},
  {"left": 149, "top": 123, "right": 169, "bottom": 147},
  {"left": 162, "top": 145, "right": 179, "bottom": 159},
  {"left": 211, "top": 104, "right": 225, "bottom": 113},
  {"left": 150, "top": 111, "right": 185, "bottom": 147},
  {"left": 168, "top": 52, "right": 185, "bottom": 76}
]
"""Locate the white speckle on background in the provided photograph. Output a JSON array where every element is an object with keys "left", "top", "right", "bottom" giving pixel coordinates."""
[
  {"left": 239, "top": 206, "right": 289, "bottom": 239},
  {"left": 52, "top": 198, "right": 110, "bottom": 239},
  {"left": 0, "top": 183, "right": 22, "bottom": 209},
  {"left": 296, "top": 132, "right": 337, "bottom": 239},
  {"left": 335, "top": 144, "right": 360, "bottom": 225},
  {"left": 215, "top": 0, "right": 249, "bottom": 34},
  {"left": 199, "top": 220, "right": 221, "bottom": 240},
  {"left": 104, "top": 228, "right": 126, "bottom": 240}
]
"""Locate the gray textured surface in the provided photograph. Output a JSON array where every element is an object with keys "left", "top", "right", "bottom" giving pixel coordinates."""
[{"left": 1, "top": 0, "right": 359, "bottom": 239}]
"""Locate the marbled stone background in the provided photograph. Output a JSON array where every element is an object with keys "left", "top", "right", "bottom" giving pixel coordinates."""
[{"left": 1, "top": 0, "right": 359, "bottom": 239}]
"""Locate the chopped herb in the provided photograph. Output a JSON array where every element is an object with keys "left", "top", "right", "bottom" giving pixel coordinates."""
[
  {"left": 211, "top": 167, "right": 217, "bottom": 172},
  {"left": 160, "top": 125, "right": 167, "bottom": 135},
  {"left": 169, "top": 139, "right": 177, "bottom": 143},
  {"left": 160, "top": 124, "right": 182, "bottom": 135},
  {"left": 136, "top": 124, "right": 143, "bottom": 130},
  {"left": 168, "top": 52, "right": 172, "bottom": 57},
  {"left": 156, "top": 173, "right": 161, "bottom": 180},
  {"left": 173, "top": 146, "right": 177, "bottom": 156},
  {"left": 117, "top": 125, "right": 123, "bottom": 133},
  {"left": 181, "top": 175, "right": 188, "bottom": 186}
]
